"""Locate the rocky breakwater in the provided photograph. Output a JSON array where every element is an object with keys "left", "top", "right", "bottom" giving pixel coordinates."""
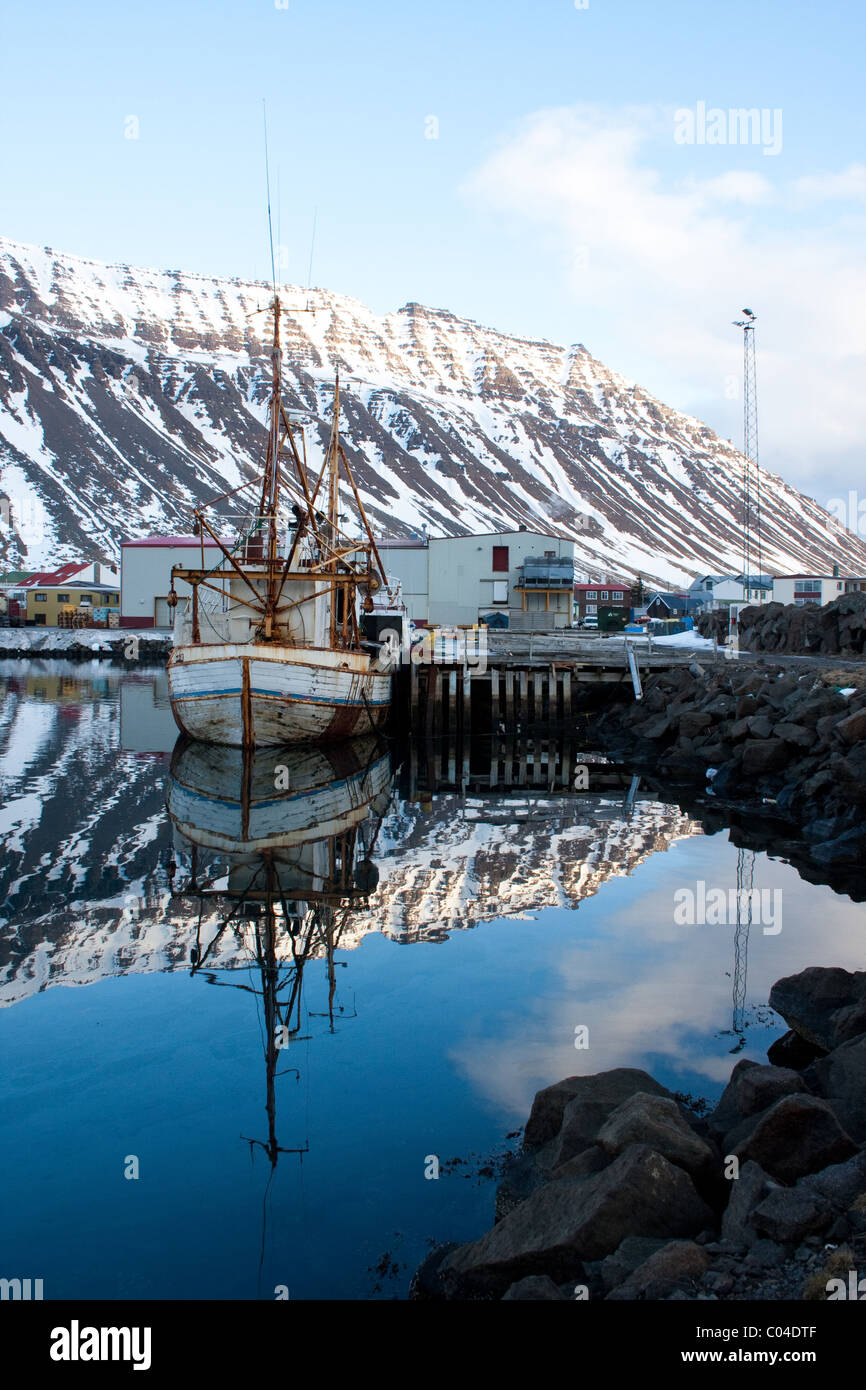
[
  {"left": 588, "top": 656, "right": 866, "bottom": 876},
  {"left": 720, "top": 591, "right": 866, "bottom": 658},
  {"left": 412, "top": 967, "right": 866, "bottom": 1301},
  {"left": 0, "top": 628, "right": 172, "bottom": 661}
]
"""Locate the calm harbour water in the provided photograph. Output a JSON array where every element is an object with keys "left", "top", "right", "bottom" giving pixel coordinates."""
[{"left": 1, "top": 660, "right": 865, "bottom": 1300}]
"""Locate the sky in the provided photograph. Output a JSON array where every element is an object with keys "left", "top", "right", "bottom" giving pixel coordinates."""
[{"left": 2, "top": 0, "right": 864, "bottom": 515}]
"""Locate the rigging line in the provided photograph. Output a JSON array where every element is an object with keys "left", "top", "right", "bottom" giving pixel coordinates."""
[
  {"left": 262, "top": 99, "right": 277, "bottom": 294},
  {"left": 306, "top": 208, "right": 318, "bottom": 291}
]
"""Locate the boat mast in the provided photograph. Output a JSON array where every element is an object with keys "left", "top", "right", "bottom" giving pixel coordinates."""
[
  {"left": 260, "top": 297, "right": 283, "bottom": 640},
  {"left": 328, "top": 373, "right": 341, "bottom": 646}
]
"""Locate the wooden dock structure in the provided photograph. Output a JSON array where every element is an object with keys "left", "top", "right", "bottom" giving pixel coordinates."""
[
  {"left": 404, "top": 632, "right": 709, "bottom": 737},
  {"left": 403, "top": 732, "right": 645, "bottom": 801}
]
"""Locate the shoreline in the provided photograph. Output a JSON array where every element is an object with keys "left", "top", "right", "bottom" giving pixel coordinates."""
[{"left": 413, "top": 966, "right": 866, "bottom": 1302}]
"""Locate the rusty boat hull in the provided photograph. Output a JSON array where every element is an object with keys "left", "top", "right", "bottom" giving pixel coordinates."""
[{"left": 167, "top": 642, "right": 391, "bottom": 747}]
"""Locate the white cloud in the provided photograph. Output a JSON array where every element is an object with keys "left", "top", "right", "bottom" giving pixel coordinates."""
[
  {"left": 464, "top": 106, "right": 866, "bottom": 499},
  {"left": 792, "top": 163, "right": 866, "bottom": 205}
]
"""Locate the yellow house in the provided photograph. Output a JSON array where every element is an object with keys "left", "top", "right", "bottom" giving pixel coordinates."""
[{"left": 27, "top": 585, "right": 120, "bottom": 626}]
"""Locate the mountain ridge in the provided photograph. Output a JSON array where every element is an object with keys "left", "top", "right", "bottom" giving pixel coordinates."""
[{"left": 1, "top": 234, "right": 864, "bottom": 586}]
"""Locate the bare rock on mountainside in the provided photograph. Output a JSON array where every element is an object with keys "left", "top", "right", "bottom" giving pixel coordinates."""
[{"left": 3, "top": 238, "right": 866, "bottom": 582}]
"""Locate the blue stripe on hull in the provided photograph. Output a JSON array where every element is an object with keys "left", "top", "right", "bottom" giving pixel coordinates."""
[{"left": 172, "top": 687, "right": 390, "bottom": 708}]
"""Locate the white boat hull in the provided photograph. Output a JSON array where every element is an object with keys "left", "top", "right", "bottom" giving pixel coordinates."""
[
  {"left": 167, "top": 737, "right": 391, "bottom": 855},
  {"left": 167, "top": 642, "right": 391, "bottom": 747}
]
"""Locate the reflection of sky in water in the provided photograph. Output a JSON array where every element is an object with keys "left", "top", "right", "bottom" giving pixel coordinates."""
[
  {"left": 3, "top": 832, "right": 865, "bottom": 1300},
  {"left": 1, "top": 664, "right": 866, "bottom": 1299}
]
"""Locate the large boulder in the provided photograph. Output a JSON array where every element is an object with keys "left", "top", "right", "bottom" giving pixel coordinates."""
[
  {"left": 809, "top": 1034, "right": 866, "bottom": 1142},
  {"left": 720, "top": 1159, "right": 775, "bottom": 1246},
  {"left": 799, "top": 1150, "right": 866, "bottom": 1212},
  {"left": 835, "top": 709, "right": 866, "bottom": 745},
  {"left": 708, "top": 1060, "right": 809, "bottom": 1140},
  {"left": 730, "top": 1094, "right": 857, "bottom": 1183},
  {"left": 769, "top": 967, "right": 866, "bottom": 1051},
  {"left": 741, "top": 738, "right": 788, "bottom": 777},
  {"left": 600, "top": 1236, "right": 669, "bottom": 1293},
  {"left": 596, "top": 1092, "right": 715, "bottom": 1177},
  {"left": 523, "top": 1068, "right": 673, "bottom": 1150},
  {"left": 439, "top": 1146, "right": 712, "bottom": 1297},
  {"left": 752, "top": 1187, "right": 832, "bottom": 1244},
  {"left": 606, "top": 1241, "right": 709, "bottom": 1300}
]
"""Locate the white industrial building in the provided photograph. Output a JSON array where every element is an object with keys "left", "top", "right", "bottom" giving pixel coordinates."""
[
  {"left": 121, "top": 527, "right": 576, "bottom": 632},
  {"left": 379, "top": 529, "right": 576, "bottom": 629},
  {"left": 120, "top": 536, "right": 222, "bottom": 628}
]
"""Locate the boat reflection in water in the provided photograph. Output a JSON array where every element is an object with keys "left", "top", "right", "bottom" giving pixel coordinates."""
[{"left": 165, "top": 735, "right": 392, "bottom": 1175}]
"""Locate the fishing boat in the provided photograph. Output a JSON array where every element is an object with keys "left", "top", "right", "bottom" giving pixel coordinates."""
[
  {"left": 166, "top": 297, "right": 401, "bottom": 747},
  {"left": 166, "top": 736, "right": 391, "bottom": 1179}
]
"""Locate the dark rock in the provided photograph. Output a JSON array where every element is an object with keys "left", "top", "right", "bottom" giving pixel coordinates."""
[
  {"left": 752, "top": 1187, "right": 832, "bottom": 1243},
  {"left": 743, "top": 1239, "right": 787, "bottom": 1270},
  {"left": 720, "top": 1159, "right": 774, "bottom": 1245},
  {"left": 730, "top": 1094, "right": 857, "bottom": 1183},
  {"left": 769, "top": 967, "right": 866, "bottom": 1051},
  {"left": 802, "top": 768, "right": 836, "bottom": 797},
  {"left": 741, "top": 738, "right": 789, "bottom": 776},
  {"left": 606, "top": 1240, "right": 709, "bottom": 1300},
  {"left": 798, "top": 1150, "right": 866, "bottom": 1212},
  {"left": 551, "top": 1145, "right": 608, "bottom": 1182},
  {"left": 501, "top": 1275, "right": 567, "bottom": 1301},
  {"left": 524, "top": 1068, "right": 673, "bottom": 1150},
  {"left": 812, "top": 828, "right": 866, "bottom": 866},
  {"left": 774, "top": 722, "right": 812, "bottom": 747},
  {"left": 709, "top": 1060, "right": 809, "bottom": 1139},
  {"left": 408, "top": 1242, "right": 459, "bottom": 1300},
  {"left": 836, "top": 709, "right": 866, "bottom": 744},
  {"left": 439, "top": 1146, "right": 713, "bottom": 1297},
  {"left": 495, "top": 1149, "right": 551, "bottom": 1222},
  {"left": 810, "top": 1035, "right": 866, "bottom": 1142},
  {"left": 601, "top": 1236, "right": 669, "bottom": 1292},
  {"left": 767, "top": 1029, "right": 826, "bottom": 1070},
  {"left": 679, "top": 710, "right": 714, "bottom": 739},
  {"left": 703, "top": 1270, "right": 735, "bottom": 1294},
  {"left": 596, "top": 1092, "right": 715, "bottom": 1177}
]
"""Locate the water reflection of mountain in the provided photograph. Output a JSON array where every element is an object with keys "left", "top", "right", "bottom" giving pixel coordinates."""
[{"left": 0, "top": 671, "right": 702, "bottom": 1005}]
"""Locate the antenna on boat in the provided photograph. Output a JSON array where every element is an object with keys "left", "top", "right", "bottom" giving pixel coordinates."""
[
  {"left": 262, "top": 99, "right": 277, "bottom": 295},
  {"left": 305, "top": 208, "right": 318, "bottom": 312}
]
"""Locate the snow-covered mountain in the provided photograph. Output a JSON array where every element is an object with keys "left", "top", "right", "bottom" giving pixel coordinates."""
[{"left": 1, "top": 236, "right": 864, "bottom": 586}]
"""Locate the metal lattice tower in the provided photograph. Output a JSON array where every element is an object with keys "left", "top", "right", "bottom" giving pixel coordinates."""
[
  {"left": 731, "top": 846, "right": 755, "bottom": 1050},
  {"left": 733, "top": 310, "right": 761, "bottom": 596}
]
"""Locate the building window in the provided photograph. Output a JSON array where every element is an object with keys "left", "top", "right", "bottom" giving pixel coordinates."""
[
  {"left": 492, "top": 546, "right": 509, "bottom": 573},
  {"left": 794, "top": 580, "right": 819, "bottom": 593},
  {"left": 57, "top": 593, "right": 70, "bottom": 603},
  {"left": 78, "top": 594, "right": 92, "bottom": 604},
  {"left": 612, "top": 591, "right": 623, "bottom": 601},
  {"left": 492, "top": 580, "right": 508, "bottom": 604},
  {"left": 34, "top": 593, "right": 47, "bottom": 602},
  {"left": 586, "top": 590, "right": 597, "bottom": 601},
  {"left": 601, "top": 590, "right": 609, "bottom": 600},
  {"left": 585, "top": 603, "right": 597, "bottom": 614}
]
